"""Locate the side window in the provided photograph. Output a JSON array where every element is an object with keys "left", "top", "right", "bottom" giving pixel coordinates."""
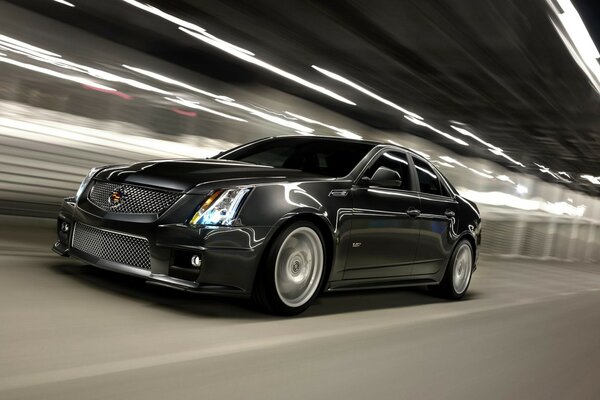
[
  {"left": 413, "top": 157, "right": 444, "bottom": 196},
  {"left": 364, "top": 151, "right": 411, "bottom": 190}
]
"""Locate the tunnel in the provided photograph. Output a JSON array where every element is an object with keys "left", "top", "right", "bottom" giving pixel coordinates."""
[{"left": 0, "top": 0, "right": 599, "bottom": 398}]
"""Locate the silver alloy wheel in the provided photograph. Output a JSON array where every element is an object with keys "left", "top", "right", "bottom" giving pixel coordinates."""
[
  {"left": 274, "top": 226, "right": 324, "bottom": 308},
  {"left": 452, "top": 243, "right": 472, "bottom": 295}
]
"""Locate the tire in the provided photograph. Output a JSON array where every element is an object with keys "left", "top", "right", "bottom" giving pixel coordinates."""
[
  {"left": 252, "top": 221, "right": 326, "bottom": 315},
  {"left": 429, "top": 240, "right": 473, "bottom": 299}
]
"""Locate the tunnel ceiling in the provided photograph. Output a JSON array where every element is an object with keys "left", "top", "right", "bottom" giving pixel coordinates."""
[{"left": 7, "top": 0, "right": 600, "bottom": 196}]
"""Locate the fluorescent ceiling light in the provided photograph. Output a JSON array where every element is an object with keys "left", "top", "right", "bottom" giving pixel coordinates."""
[
  {"left": 312, "top": 65, "right": 420, "bottom": 119},
  {"left": 179, "top": 28, "right": 355, "bottom": 105},
  {"left": 457, "top": 188, "right": 585, "bottom": 216},
  {"left": 285, "top": 111, "right": 362, "bottom": 140},
  {"left": 386, "top": 140, "right": 431, "bottom": 159},
  {"left": 534, "top": 163, "right": 569, "bottom": 181},
  {"left": 120, "top": 1, "right": 355, "bottom": 105},
  {"left": 0, "top": 34, "right": 61, "bottom": 58},
  {"left": 216, "top": 100, "right": 314, "bottom": 133},
  {"left": 581, "top": 174, "right": 600, "bottom": 184},
  {"left": 469, "top": 168, "right": 494, "bottom": 179},
  {"left": 496, "top": 175, "right": 515, "bottom": 184},
  {"left": 165, "top": 97, "right": 247, "bottom": 122},
  {"left": 439, "top": 156, "right": 468, "bottom": 168},
  {"left": 0, "top": 35, "right": 171, "bottom": 95},
  {"left": 123, "top": 65, "right": 231, "bottom": 100},
  {"left": 547, "top": 0, "right": 600, "bottom": 93},
  {"left": 294, "top": 130, "right": 314, "bottom": 136},
  {"left": 433, "top": 161, "right": 455, "bottom": 169},
  {"left": 121, "top": 0, "right": 254, "bottom": 55},
  {"left": 53, "top": 0, "right": 75, "bottom": 7},
  {"left": 451, "top": 125, "right": 497, "bottom": 149},
  {"left": 405, "top": 116, "right": 468, "bottom": 146},
  {"left": 408, "top": 148, "right": 431, "bottom": 159},
  {"left": 488, "top": 148, "right": 526, "bottom": 167},
  {"left": 558, "top": 171, "right": 572, "bottom": 178},
  {"left": 452, "top": 125, "right": 526, "bottom": 167},
  {"left": 516, "top": 184, "right": 529, "bottom": 194},
  {"left": 0, "top": 55, "right": 116, "bottom": 91}
]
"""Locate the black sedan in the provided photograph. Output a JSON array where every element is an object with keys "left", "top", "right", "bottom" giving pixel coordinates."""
[{"left": 53, "top": 136, "right": 482, "bottom": 315}]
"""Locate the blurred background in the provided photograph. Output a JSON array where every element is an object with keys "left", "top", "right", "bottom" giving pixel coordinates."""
[
  {"left": 2, "top": 2, "right": 600, "bottom": 398},
  {"left": 0, "top": 0, "right": 598, "bottom": 262}
]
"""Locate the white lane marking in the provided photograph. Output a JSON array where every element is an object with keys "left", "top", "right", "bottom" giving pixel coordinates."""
[{"left": 0, "top": 289, "right": 599, "bottom": 392}]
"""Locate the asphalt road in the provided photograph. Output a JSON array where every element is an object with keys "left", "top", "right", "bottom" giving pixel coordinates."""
[{"left": 1, "top": 215, "right": 599, "bottom": 399}]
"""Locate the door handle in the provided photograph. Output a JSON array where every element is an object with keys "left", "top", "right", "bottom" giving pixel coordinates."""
[
  {"left": 407, "top": 207, "right": 421, "bottom": 218},
  {"left": 444, "top": 210, "right": 455, "bottom": 218}
]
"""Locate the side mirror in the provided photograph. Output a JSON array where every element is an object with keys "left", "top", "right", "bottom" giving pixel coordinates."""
[{"left": 368, "top": 166, "right": 403, "bottom": 188}]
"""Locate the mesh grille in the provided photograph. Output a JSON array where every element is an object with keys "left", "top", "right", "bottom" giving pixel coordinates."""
[
  {"left": 87, "top": 181, "right": 182, "bottom": 214},
  {"left": 72, "top": 223, "right": 151, "bottom": 270}
]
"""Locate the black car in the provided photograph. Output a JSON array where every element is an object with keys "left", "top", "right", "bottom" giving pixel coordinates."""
[{"left": 53, "top": 136, "right": 481, "bottom": 315}]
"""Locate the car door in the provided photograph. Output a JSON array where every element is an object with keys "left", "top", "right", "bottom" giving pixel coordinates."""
[
  {"left": 411, "top": 156, "right": 459, "bottom": 276},
  {"left": 344, "top": 150, "right": 421, "bottom": 280}
]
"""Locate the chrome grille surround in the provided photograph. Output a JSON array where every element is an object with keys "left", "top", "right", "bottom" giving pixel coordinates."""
[
  {"left": 87, "top": 180, "right": 182, "bottom": 214},
  {"left": 72, "top": 223, "right": 151, "bottom": 270}
]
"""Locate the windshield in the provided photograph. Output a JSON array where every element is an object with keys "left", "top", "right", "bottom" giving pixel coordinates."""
[{"left": 217, "top": 137, "right": 375, "bottom": 178}]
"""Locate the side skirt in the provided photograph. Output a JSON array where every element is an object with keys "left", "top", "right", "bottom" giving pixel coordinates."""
[{"left": 326, "top": 276, "right": 438, "bottom": 292}]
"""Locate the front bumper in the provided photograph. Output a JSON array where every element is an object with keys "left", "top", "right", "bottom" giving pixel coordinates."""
[{"left": 53, "top": 198, "right": 270, "bottom": 297}]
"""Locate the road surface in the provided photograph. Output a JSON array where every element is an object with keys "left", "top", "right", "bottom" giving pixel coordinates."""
[{"left": 1, "top": 215, "right": 599, "bottom": 399}]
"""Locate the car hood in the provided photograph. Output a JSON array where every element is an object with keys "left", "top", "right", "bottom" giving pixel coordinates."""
[{"left": 94, "top": 159, "right": 328, "bottom": 191}]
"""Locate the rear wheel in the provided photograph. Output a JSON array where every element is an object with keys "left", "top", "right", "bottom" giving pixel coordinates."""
[
  {"left": 429, "top": 240, "right": 473, "bottom": 299},
  {"left": 253, "top": 221, "right": 326, "bottom": 315}
]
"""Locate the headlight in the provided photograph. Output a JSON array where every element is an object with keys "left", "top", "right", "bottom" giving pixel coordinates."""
[
  {"left": 188, "top": 188, "right": 251, "bottom": 226},
  {"left": 75, "top": 167, "right": 103, "bottom": 203}
]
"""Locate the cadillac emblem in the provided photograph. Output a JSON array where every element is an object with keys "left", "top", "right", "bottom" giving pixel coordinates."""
[{"left": 108, "top": 188, "right": 127, "bottom": 208}]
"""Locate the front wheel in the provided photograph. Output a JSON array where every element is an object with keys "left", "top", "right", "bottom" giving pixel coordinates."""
[
  {"left": 429, "top": 240, "right": 473, "bottom": 299},
  {"left": 253, "top": 221, "right": 326, "bottom": 315}
]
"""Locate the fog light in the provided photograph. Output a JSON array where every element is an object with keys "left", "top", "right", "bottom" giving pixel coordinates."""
[
  {"left": 190, "top": 255, "right": 202, "bottom": 268},
  {"left": 60, "top": 222, "right": 70, "bottom": 232}
]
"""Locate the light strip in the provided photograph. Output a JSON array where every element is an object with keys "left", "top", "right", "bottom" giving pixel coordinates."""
[
  {"left": 496, "top": 175, "right": 515, "bottom": 184},
  {"left": 558, "top": 171, "right": 572, "bottom": 178},
  {"left": 0, "top": 55, "right": 116, "bottom": 91},
  {"left": 468, "top": 168, "right": 494, "bottom": 179},
  {"left": 123, "top": 65, "right": 232, "bottom": 101},
  {"left": 535, "top": 163, "right": 568, "bottom": 181},
  {"left": 0, "top": 117, "right": 224, "bottom": 159},
  {"left": 405, "top": 116, "right": 468, "bottom": 146},
  {"left": 0, "top": 34, "right": 61, "bottom": 58},
  {"left": 547, "top": 0, "right": 600, "bottom": 93},
  {"left": 312, "top": 65, "right": 421, "bottom": 119},
  {"left": 433, "top": 160, "right": 455, "bottom": 169},
  {"left": 457, "top": 188, "right": 586, "bottom": 217},
  {"left": 121, "top": 0, "right": 254, "bottom": 56},
  {"left": 439, "top": 156, "right": 468, "bottom": 168},
  {"left": 452, "top": 125, "right": 526, "bottom": 167},
  {"left": 488, "top": 148, "right": 526, "bottom": 167},
  {"left": 179, "top": 28, "right": 355, "bottom": 105},
  {"left": 0, "top": 35, "right": 171, "bottom": 95},
  {"left": 451, "top": 125, "right": 497, "bottom": 149},
  {"left": 285, "top": 111, "right": 362, "bottom": 140},
  {"left": 581, "top": 174, "right": 600, "bottom": 184},
  {"left": 119, "top": 1, "right": 355, "bottom": 105},
  {"left": 164, "top": 97, "right": 247, "bottom": 122},
  {"left": 53, "top": 0, "right": 75, "bottom": 7},
  {"left": 216, "top": 100, "right": 314, "bottom": 133}
]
